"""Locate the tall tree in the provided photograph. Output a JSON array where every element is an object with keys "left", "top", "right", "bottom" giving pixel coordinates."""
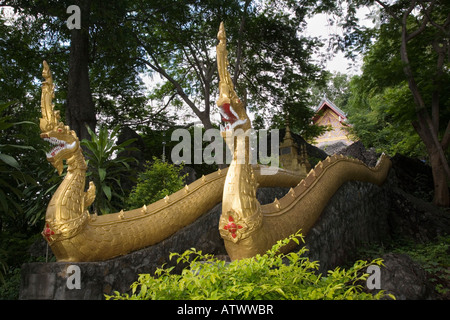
[
  {"left": 66, "top": 0, "right": 96, "bottom": 140},
  {"left": 321, "top": 0, "right": 450, "bottom": 206},
  {"left": 345, "top": 74, "right": 427, "bottom": 158},
  {"left": 239, "top": 0, "right": 326, "bottom": 138},
  {"left": 2, "top": 0, "right": 96, "bottom": 140},
  {"left": 1, "top": 0, "right": 150, "bottom": 135},
  {"left": 125, "top": 0, "right": 325, "bottom": 134}
]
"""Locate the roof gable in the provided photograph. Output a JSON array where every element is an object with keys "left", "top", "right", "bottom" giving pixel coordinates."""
[{"left": 314, "top": 97, "right": 347, "bottom": 119}]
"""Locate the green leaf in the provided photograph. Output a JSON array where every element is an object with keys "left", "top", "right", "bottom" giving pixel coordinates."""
[
  {"left": 11, "top": 120, "right": 36, "bottom": 126},
  {"left": 0, "top": 144, "right": 35, "bottom": 151},
  {"left": 0, "top": 153, "right": 20, "bottom": 170},
  {"left": 102, "top": 184, "right": 112, "bottom": 201},
  {"left": 98, "top": 168, "right": 106, "bottom": 182}
]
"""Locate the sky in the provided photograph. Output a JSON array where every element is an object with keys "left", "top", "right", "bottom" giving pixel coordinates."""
[
  {"left": 1, "top": 4, "right": 375, "bottom": 126},
  {"left": 305, "top": 7, "right": 375, "bottom": 76},
  {"left": 142, "top": 8, "right": 377, "bottom": 126},
  {"left": 1, "top": 4, "right": 373, "bottom": 81}
]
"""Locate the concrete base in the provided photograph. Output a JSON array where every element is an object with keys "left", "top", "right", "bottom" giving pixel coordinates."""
[{"left": 20, "top": 202, "right": 226, "bottom": 300}]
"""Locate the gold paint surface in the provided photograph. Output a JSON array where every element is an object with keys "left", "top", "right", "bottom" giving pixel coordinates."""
[
  {"left": 38, "top": 24, "right": 391, "bottom": 262},
  {"left": 215, "top": 24, "right": 392, "bottom": 260}
]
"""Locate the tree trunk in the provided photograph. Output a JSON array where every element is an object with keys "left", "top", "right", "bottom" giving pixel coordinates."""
[
  {"left": 198, "top": 111, "right": 213, "bottom": 131},
  {"left": 398, "top": 6, "right": 450, "bottom": 207},
  {"left": 413, "top": 120, "right": 450, "bottom": 207},
  {"left": 429, "top": 150, "right": 450, "bottom": 207},
  {"left": 66, "top": 0, "right": 96, "bottom": 141}
]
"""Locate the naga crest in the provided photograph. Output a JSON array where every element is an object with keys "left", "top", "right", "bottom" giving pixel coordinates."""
[
  {"left": 40, "top": 61, "right": 80, "bottom": 175},
  {"left": 216, "top": 22, "right": 250, "bottom": 133}
]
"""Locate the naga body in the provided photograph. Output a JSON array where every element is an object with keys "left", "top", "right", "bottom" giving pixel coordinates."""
[
  {"left": 39, "top": 23, "right": 391, "bottom": 262},
  {"left": 215, "top": 22, "right": 392, "bottom": 260},
  {"left": 39, "top": 61, "right": 300, "bottom": 261}
]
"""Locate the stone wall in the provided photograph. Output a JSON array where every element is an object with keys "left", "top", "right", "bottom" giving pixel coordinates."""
[
  {"left": 19, "top": 189, "right": 286, "bottom": 300},
  {"left": 303, "top": 176, "right": 393, "bottom": 273},
  {"left": 19, "top": 167, "right": 449, "bottom": 300},
  {"left": 20, "top": 203, "right": 225, "bottom": 300}
]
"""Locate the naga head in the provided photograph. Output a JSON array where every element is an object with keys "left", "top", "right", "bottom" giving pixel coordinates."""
[
  {"left": 40, "top": 61, "right": 80, "bottom": 175},
  {"left": 216, "top": 22, "right": 250, "bottom": 133}
]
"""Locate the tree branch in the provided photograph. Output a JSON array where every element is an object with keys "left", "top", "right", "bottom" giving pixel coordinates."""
[
  {"left": 405, "top": 0, "right": 438, "bottom": 41},
  {"left": 374, "top": 0, "right": 402, "bottom": 24},
  {"left": 431, "top": 38, "right": 446, "bottom": 135},
  {"left": 182, "top": 45, "right": 206, "bottom": 93},
  {"left": 132, "top": 32, "right": 206, "bottom": 120},
  {"left": 419, "top": 0, "right": 449, "bottom": 35},
  {"left": 398, "top": 1, "right": 450, "bottom": 181},
  {"left": 233, "top": 0, "right": 252, "bottom": 87},
  {"left": 442, "top": 120, "right": 450, "bottom": 150},
  {"left": 135, "top": 53, "right": 203, "bottom": 121}
]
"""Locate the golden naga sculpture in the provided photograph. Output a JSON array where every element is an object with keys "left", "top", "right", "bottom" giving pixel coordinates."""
[
  {"left": 39, "top": 22, "right": 391, "bottom": 262},
  {"left": 39, "top": 60, "right": 300, "bottom": 262},
  {"left": 215, "top": 22, "right": 392, "bottom": 260}
]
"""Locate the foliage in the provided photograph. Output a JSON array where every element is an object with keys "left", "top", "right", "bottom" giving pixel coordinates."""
[
  {"left": 81, "top": 126, "right": 138, "bottom": 214},
  {"left": 334, "top": 2, "right": 450, "bottom": 161},
  {"left": 308, "top": 72, "right": 352, "bottom": 112},
  {"left": 358, "top": 235, "right": 450, "bottom": 299},
  {"left": 0, "top": 102, "right": 34, "bottom": 224},
  {"left": 345, "top": 76, "right": 427, "bottom": 157},
  {"left": 109, "top": 0, "right": 326, "bottom": 136},
  {"left": 405, "top": 237, "right": 450, "bottom": 298},
  {"left": 0, "top": 248, "right": 6, "bottom": 285},
  {"left": 3, "top": 0, "right": 152, "bottom": 131},
  {"left": 0, "top": 101, "right": 46, "bottom": 281},
  {"left": 317, "top": 0, "right": 450, "bottom": 206},
  {"left": 0, "top": 9, "right": 44, "bottom": 104},
  {"left": 239, "top": 1, "right": 326, "bottom": 138},
  {"left": 3, "top": 1, "right": 328, "bottom": 136},
  {"left": 0, "top": 11, "right": 66, "bottom": 230},
  {"left": 0, "top": 266, "right": 21, "bottom": 299},
  {"left": 0, "top": 231, "right": 36, "bottom": 288},
  {"left": 126, "top": 157, "right": 187, "bottom": 209},
  {"left": 0, "top": 232, "right": 52, "bottom": 299},
  {"left": 106, "top": 232, "right": 392, "bottom": 300},
  {"left": 140, "top": 125, "right": 220, "bottom": 177}
]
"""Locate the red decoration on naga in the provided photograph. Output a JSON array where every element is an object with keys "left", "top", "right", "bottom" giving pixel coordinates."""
[
  {"left": 223, "top": 215, "right": 242, "bottom": 239},
  {"left": 43, "top": 223, "right": 55, "bottom": 241}
]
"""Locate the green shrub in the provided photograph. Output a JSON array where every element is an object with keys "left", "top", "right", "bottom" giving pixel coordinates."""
[
  {"left": 106, "top": 232, "right": 393, "bottom": 300},
  {"left": 0, "top": 267, "right": 21, "bottom": 299},
  {"left": 408, "top": 236, "right": 450, "bottom": 298},
  {"left": 357, "top": 235, "right": 450, "bottom": 299},
  {"left": 81, "top": 126, "right": 138, "bottom": 214},
  {"left": 126, "top": 157, "right": 187, "bottom": 209}
]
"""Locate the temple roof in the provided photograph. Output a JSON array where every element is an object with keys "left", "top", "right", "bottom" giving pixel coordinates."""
[{"left": 314, "top": 97, "right": 347, "bottom": 120}]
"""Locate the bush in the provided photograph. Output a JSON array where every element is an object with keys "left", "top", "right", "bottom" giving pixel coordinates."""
[
  {"left": 81, "top": 126, "right": 138, "bottom": 214},
  {"left": 357, "top": 235, "right": 450, "bottom": 299},
  {"left": 126, "top": 157, "right": 187, "bottom": 209},
  {"left": 0, "top": 267, "right": 21, "bottom": 299},
  {"left": 106, "top": 232, "right": 393, "bottom": 300}
]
